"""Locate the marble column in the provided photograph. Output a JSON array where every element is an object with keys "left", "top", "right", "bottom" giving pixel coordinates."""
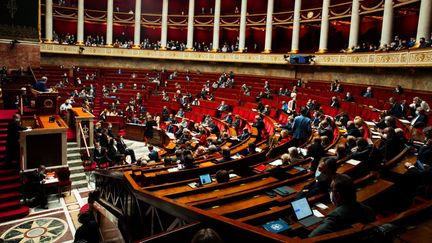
[
  {"left": 416, "top": 0, "right": 432, "bottom": 47},
  {"left": 238, "top": 0, "right": 248, "bottom": 52},
  {"left": 212, "top": 0, "right": 221, "bottom": 51},
  {"left": 347, "top": 0, "right": 360, "bottom": 51},
  {"left": 318, "top": 0, "right": 330, "bottom": 53},
  {"left": 186, "top": 0, "right": 195, "bottom": 50},
  {"left": 45, "top": 0, "right": 53, "bottom": 42},
  {"left": 77, "top": 0, "right": 84, "bottom": 45},
  {"left": 106, "top": 0, "right": 113, "bottom": 46},
  {"left": 380, "top": 0, "right": 393, "bottom": 47},
  {"left": 263, "top": 0, "right": 274, "bottom": 53},
  {"left": 290, "top": 0, "right": 302, "bottom": 53},
  {"left": 133, "top": 0, "right": 142, "bottom": 48},
  {"left": 160, "top": 0, "right": 169, "bottom": 50}
]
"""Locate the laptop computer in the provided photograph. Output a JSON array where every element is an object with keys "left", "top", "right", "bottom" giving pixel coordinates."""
[
  {"left": 291, "top": 197, "right": 323, "bottom": 227},
  {"left": 199, "top": 174, "right": 212, "bottom": 185}
]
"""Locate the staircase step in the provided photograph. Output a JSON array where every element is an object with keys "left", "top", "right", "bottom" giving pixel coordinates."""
[
  {"left": 70, "top": 173, "right": 87, "bottom": 181},
  {"left": 0, "top": 169, "right": 18, "bottom": 177},
  {"left": 67, "top": 153, "right": 81, "bottom": 160},
  {"left": 0, "top": 182, "right": 21, "bottom": 193},
  {"left": 0, "top": 175, "right": 20, "bottom": 183},
  {"left": 0, "top": 206, "right": 29, "bottom": 223},
  {"left": 0, "top": 191, "right": 21, "bottom": 203},
  {"left": 68, "top": 159, "right": 83, "bottom": 167},
  {"left": 0, "top": 200, "right": 21, "bottom": 211},
  {"left": 69, "top": 166, "right": 85, "bottom": 173},
  {"left": 67, "top": 142, "right": 78, "bottom": 148},
  {"left": 72, "top": 180, "right": 89, "bottom": 189}
]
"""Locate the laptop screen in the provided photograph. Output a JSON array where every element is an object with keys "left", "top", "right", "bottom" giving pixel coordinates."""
[
  {"left": 199, "top": 174, "right": 212, "bottom": 185},
  {"left": 291, "top": 197, "right": 313, "bottom": 220}
]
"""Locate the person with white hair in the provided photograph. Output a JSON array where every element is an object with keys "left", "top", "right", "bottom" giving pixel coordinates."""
[{"left": 34, "top": 76, "right": 48, "bottom": 92}]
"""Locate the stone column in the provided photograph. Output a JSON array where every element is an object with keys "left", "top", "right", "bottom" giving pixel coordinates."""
[
  {"left": 263, "top": 0, "right": 274, "bottom": 53},
  {"left": 45, "top": 0, "right": 53, "bottom": 42},
  {"left": 290, "top": 0, "right": 302, "bottom": 53},
  {"left": 186, "top": 0, "right": 195, "bottom": 50},
  {"left": 238, "top": 0, "right": 248, "bottom": 52},
  {"left": 212, "top": 0, "right": 221, "bottom": 51},
  {"left": 416, "top": 0, "right": 432, "bottom": 47},
  {"left": 77, "top": 0, "right": 84, "bottom": 45},
  {"left": 133, "top": 0, "right": 142, "bottom": 48},
  {"left": 160, "top": 0, "right": 169, "bottom": 50},
  {"left": 380, "top": 0, "right": 393, "bottom": 47},
  {"left": 347, "top": 0, "right": 360, "bottom": 51},
  {"left": 106, "top": 0, "right": 114, "bottom": 46},
  {"left": 318, "top": 0, "right": 330, "bottom": 53}
]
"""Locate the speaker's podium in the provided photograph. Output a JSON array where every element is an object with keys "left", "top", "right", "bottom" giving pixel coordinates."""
[
  {"left": 69, "top": 107, "right": 94, "bottom": 150},
  {"left": 19, "top": 89, "right": 69, "bottom": 170}
]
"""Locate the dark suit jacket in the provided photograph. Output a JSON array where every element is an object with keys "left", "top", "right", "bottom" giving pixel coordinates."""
[
  {"left": 309, "top": 202, "right": 375, "bottom": 237},
  {"left": 347, "top": 126, "right": 362, "bottom": 138},
  {"left": 412, "top": 114, "right": 428, "bottom": 128},
  {"left": 418, "top": 144, "right": 432, "bottom": 165},
  {"left": 292, "top": 115, "right": 312, "bottom": 140}
]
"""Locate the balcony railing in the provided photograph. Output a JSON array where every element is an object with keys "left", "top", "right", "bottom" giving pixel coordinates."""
[{"left": 41, "top": 43, "right": 432, "bottom": 67}]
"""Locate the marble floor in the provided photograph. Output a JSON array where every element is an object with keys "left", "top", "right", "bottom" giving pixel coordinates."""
[{"left": 0, "top": 188, "right": 94, "bottom": 243}]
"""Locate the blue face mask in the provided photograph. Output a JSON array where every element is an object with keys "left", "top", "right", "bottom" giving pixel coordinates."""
[{"left": 315, "top": 169, "right": 321, "bottom": 178}]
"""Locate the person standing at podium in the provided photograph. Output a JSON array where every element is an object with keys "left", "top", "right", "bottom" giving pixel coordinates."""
[
  {"left": 34, "top": 76, "right": 48, "bottom": 92},
  {"left": 6, "top": 114, "right": 26, "bottom": 165},
  {"left": 144, "top": 115, "right": 157, "bottom": 146}
]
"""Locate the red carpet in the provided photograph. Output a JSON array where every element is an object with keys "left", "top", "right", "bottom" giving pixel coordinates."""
[{"left": 0, "top": 109, "right": 29, "bottom": 223}]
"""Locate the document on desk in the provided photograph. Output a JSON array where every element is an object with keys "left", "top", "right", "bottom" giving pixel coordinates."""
[
  {"left": 270, "top": 159, "right": 283, "bottom": 166},
  {"left": 346, "top": 159, "right": 361, "bottom": 165}
]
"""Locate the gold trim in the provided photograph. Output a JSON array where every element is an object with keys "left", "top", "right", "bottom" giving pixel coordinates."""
[
  {"left": 317, "top": 48, "right": 327, "bottom": 53},
  {"left": 237, "top": 48, "right": 244, "bottom": 53},
  {"left": 185, "top": 48, "right": 193, "bottom": 52},
  {"left": 39, "top": 43, "right": 432, "bottom": 67},
  {"left": 262, "top": 49, "right": 271, "bottom": 53},
  {"left": 289, "top": 49, "right": 299, "bottom": 54},
  {"left": 159, "top": 46, "right": 167, "bottom": 51}
]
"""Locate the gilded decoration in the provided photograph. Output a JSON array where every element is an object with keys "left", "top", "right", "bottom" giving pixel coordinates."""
[{"left": 40, "top": 43, "right": 432, "bottom": 67}]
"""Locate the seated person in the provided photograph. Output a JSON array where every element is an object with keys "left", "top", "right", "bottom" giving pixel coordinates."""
[
  {"left": 182, "top": 154, "right": 196, "bottom": 169},
  {"left": 411, "top": 107, "right": 429, "bottom": 128},
  {"left": 280, "top": 115, "right": 294, "bottom": 132},
  {"left": 34, "top": 76, "right": 49, "bottom": 92},
  {"left": 107, "top": 138, "right": 125, "bottom": 165},
  {"left": 116, "top": 137, "right": 137, "bottom": 163},
  {"left": 242, "top": 142, "right": 257, "bottom": 156},
  {"left": 279, "top": 129, "right": 291, "bottom": 144},
  {"left": 296, "top": 158, "right": 338, "bottom": 199},
  {"left": 26, "top": 165, "right": 48, "bottom": 209},
  {"left": 287, "top": 147, "right": 304, "bottom": 164},
  {"left": 346, "top": 121, "right": 362, "bottom": 138},
  {"left": 252, "top": 115, "right": 265, "bottom": 138},
  {"left": 232, "top": 115, "right": 242, "bottom": 130},
  {"left": 237, "top": 127, "right": 250, "bottom": 141},
  {"left": 93, "top": 142, "right": 111, "bottom": 165},
  {"left": 378, "top": 127, "right": 404, "bottom": 161},
  {"left": 417, "top": 126, "right": 432, "bottom": 166},
  {"left": 222, "top": 112, "right": 233, "bottom": 124},
  {"left": 318, "top": 120, "right": 334, "bottom": 141},
  {"left": 362, "top": 86, "right": 373, "bottom": 98},
  {"left": 148, "top": 146, "right": 160, "bottom": 162},
  {"left": 321, "top": 135, "right": 330, "bottom": 147},
  {"left": 215, "top": 170, "right": 230, "bottom": 183},
  {"left": 261, "top": 105, "right": 271, "bottom": 115},
  {"left": 307, "top": 137, "right": 326, "bottom": 172},
  {"left": 309, "top": 174, "right": 376, "bottom": 237},
  {"left": 216, "top": 147, "right": 232, "bottom": 163}
]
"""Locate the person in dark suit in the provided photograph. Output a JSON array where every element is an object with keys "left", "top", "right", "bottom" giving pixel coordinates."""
[
  {"left": 216, "top": 147, "right": 232, "bottom": 163},
  {"left": 307, "top": 137, "right": 326, "bottom": 172},
  {"left": 387, "top": 97, "right": 404, "bottom": 118},
  {"left": 148, "top": 146, "right": 160, "bottom": 162},
  {"left": 330, "top": 96, "right": 340, "bottom": 109},
  {"left": 242, "top": 142, "right": 257, "bottom": 156},
  {"left": 346, "top": 121, "right": 362, "bottom": 138},
  {"left": 292, "top": 107, "right": 312, "bottom": 145},
  {"left": 217, "top": 101, "right": 228, "bottom": 112},
  {"left": 232, "top": 115, "right": 241, "bottom": 130},
  {"left": 222, "top": 112, "right": 233, "bottom": 124},
  {"left": 116, "top": 137, "right": 136, "bottom": 163},
  {"left": 237, "top": 127, "right": 250, "bottom": 141},
  {"left": 309, "top": 174, "right": 375, "bottom": 238},
  {"left": 317, "top": 120, "right": 334, "bottom": 142},
  {"left": 261, "top": 105, "right": 271, "bottom": 115},
  {"left": 252, "top": 115, "right": 265, "bottom": 138},
  {"left": 107, "top": 138, "right": 124, "bottom": 165},
  {"left": 344, "top": 92, "right": 355, "bottom": 102},
  {"left": 418, "top": 126, "right": 432, "bottom": 166},
  {"left": 6, "top": 114, "right": 27, "bottom": 164},
  {"left": 411, "top": 107, "right": 429, "bottom": 128},
  {"left": 27, "top": 165, "right": 48, "bottom": 209},
  {"left": 93, "top": 142, "right": 111, "bottom": 165},
  {"left": 144, "top": 116, "right": 157, "bottom": 145},
  {"left": 363, "top": 86, "right": 373, "bottom": 98},
  {"left": 379, "top": 127, "right": 404, "bottom": 161},
  {"left": 297, "top": 158, "right": 338, "bottom": 199},
  {"left": 34, "top": 76, "right": 48, "bottom": 92}
]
